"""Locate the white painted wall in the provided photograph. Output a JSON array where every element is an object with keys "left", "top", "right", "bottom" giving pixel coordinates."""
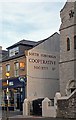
[
  {"left": 26, "top": 33, "right": 60, "bottom": 101},
  {"left": 42, "top": 97, "right": 56, "bottom": 117}
]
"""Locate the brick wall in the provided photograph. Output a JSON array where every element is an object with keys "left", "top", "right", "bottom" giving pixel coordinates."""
[{"left": 2, "top": 56, "right": 26, "bottom": 79}]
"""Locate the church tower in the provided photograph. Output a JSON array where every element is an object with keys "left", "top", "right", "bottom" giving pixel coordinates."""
[{"left": 59, "top": 1, "right": 76, "bottom": 96}]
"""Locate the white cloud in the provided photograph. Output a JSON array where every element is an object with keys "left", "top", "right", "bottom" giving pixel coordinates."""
[
  {"left": 0, "top": 2, "right": 65, "bottom": 49},
  {"left": 1, "top": 2, "right": 61, "bottom": 28},
  {"left": 0, "top": 0, "right": 67, "bottom": 3}
]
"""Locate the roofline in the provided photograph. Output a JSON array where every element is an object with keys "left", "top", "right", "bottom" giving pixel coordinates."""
[
  {"left": 34, "top": 32, "right": 59, "bottom": 47},
  {"left": 6, "top": 43, "right": 35, "bottom": 49},
  {"left": 6, "top": 33, "right": 59, "bottom": 49},
  {"left": 2, "top": 54, "right": 25, "bottom": 62},
  {"left": 60, "top": 2, "right": 67, "bottom": 12}
]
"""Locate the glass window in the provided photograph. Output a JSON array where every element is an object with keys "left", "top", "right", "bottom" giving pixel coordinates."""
[
  {"left": 19, "top": 62, "right": 25, "bottom": 70},
  {"left": 74, "top": 36, "right": 76, "bottom": 49},
  {"left": 0, "top": 66, "right": 2, "bottom": 74},
  {"left": 9, "top": 47, "right": 19, "bottom": 57},
  {"left": 6, "top": 64, "right": 10, "bottom": 72},
  {"left": 67, "top": 38, "right": 70, "bottom": 51},
  {"left": 0, "top": 66, "right": 2, "bottom": 79},
  {"left": 0, "top": 47, "right": 2, "bottom": 62},
  {"left": 14, "top": 62, "right": 19, "bottom": 77}
]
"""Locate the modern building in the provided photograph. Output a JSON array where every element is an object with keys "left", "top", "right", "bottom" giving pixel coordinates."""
[
  {"left": 1, "top": 40, "right": 37, "bottom": 111},
  {"left": 59, "top": 1, "right": 76, "bottom": 96}
]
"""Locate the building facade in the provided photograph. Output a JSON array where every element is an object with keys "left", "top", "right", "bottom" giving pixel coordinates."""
[
  {"left": 26, "top": 32, "right": 60, "bottom": 101},
  {"left": 0, "top": 46, "right": 2, "bottom": 109},
  {"left": 1, "top": 32, "right": 60, "bottom": 111},
  {"left": 1, "top": 40, "right": 37, "bottom": 111},
  {"left": 0, "top": 46, "right": 2, "bottom": 80},
  {"left": 59, "top": 1, "right": 76, "bottom": 96}
]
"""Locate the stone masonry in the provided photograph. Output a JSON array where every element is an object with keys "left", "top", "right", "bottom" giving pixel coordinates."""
[
  {"left": 59, "top": 1, "right": 76, "bottom": 96},
  {"left": 57, "top": 90, "right": 76, "bottom": 118}
]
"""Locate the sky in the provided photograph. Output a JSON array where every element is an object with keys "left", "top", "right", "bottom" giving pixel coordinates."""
[{"left": 0, "top": 0, "right": 66, "bottom": 50}]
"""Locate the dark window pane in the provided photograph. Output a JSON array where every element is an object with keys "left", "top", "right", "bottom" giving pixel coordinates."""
[
  {"left": 74, "top": 36, "right": 76, "bottom": 49},
  {"left": 67, "top": 38, "right": 70, "bottom": 51}
]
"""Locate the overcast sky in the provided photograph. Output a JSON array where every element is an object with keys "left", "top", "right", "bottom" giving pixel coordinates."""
[{"left": 0, "top": 0, "right": 66, "bottom": 50}]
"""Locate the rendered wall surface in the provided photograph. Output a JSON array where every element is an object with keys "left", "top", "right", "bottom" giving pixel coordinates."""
[{"left": 26, "top": 33, "right": 60, "bottom": 101}]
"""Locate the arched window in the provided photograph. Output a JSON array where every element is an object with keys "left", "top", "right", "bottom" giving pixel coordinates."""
[
  {"left": 67, "top": 38, "right": 70, "bottom": 51},
  {"left": 74, "top": 35, "right": 76, "bottom": 49}
]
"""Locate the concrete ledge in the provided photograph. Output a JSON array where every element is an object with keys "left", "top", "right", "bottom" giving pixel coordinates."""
[{"left": 8, "top": 115, "right": 76, "bottom": 120}]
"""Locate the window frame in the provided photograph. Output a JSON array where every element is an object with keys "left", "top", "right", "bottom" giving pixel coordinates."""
[
  {"left": 14, "top": 62, "right": 19, "bottom": 77},
  {"left": 67, "top": 37, "right": 70, "bottom": 51},
  {"left": 9, "top": 47, "right": 19, "bottom": 57},
  {"left": 6, "top": 64, "right": 10, "bottom": 72},
  {"left": 0, "top": 66, "right": 2, "bottom": 79},
  {"left": 74, "top": 36, "right": 76, "bottom": 49}
]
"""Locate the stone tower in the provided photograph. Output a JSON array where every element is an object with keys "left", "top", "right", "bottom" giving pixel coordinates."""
[{"left": 59, "top": 1, "right": 76, "bottom": 96}]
